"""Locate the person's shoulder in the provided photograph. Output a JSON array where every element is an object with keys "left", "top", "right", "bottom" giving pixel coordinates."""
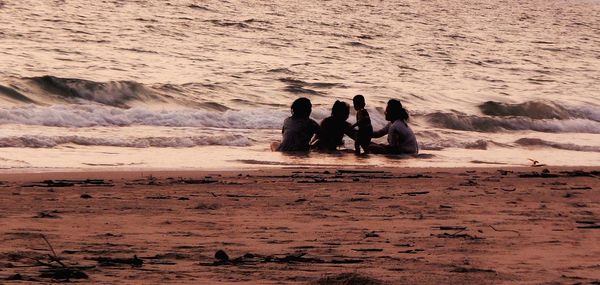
[
  {"left": 310, "top": 118, "right": 319, "bottom": 127},
  {"left": 392, "top": 120, "right": 411, "bottom": 131},
  {"left": 320, "top": 116, "right": 333, "bottom": 124},
  {"left": 321, "top": 117, "right": 336, "bottom": 128}
]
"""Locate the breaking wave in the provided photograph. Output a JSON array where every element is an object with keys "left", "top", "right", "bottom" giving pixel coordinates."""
[
  {"left": 26, "top": 75, "right": 165, "bottom": 107},
  {"left": 0, "top": 134, "right": 252, "bottom": 148},
  {"left": 0, "top": 105, "right": 291, "bottom": 128},
  {"left": 479, "top": 101, "right": 570, "bottom": 119},
  {"left": 426, "top": 112, "right": 600, "bottom": 134},
  {"left": 515, "top": 138, "right": 600, "bottom": 152},
  {"left": 479, "top": 101, "right": 600, "bottom": 122}
]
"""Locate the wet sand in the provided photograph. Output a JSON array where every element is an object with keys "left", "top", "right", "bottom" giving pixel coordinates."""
[{"left": 0, "top": 167, "right": 599, "bottom": 284}]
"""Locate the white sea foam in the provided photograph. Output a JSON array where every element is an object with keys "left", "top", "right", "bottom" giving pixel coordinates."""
[
  {"left": 0, "top": 134, "right": 252, "bottom": 148},
  {"left": 0, "top": 105, "right": 290, "bottom": 128},
  {"left": 0, "top": 104, "right": 387, "bottom": 130}
]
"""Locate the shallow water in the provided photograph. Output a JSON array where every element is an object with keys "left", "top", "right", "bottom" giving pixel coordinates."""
[{"left": 0, "top": 0, "right": 599, "bottom": 170}]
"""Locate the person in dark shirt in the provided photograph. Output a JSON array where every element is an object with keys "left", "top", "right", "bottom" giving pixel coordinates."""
[
  {"left": 312, "top": 100, "right": 355, "bottom": 151},
  {"left": 351, "top": 95, "right": 373, "bottom": 154}
]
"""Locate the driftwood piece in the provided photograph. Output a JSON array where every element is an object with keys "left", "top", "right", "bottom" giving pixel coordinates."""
[{"left": 489, "top": 225, "right": 520, "bottom": 236}]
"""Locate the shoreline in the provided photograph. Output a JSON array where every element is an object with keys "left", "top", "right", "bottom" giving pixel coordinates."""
[{"left": 0, "top": 165, "right": 598, "bottom": 179}]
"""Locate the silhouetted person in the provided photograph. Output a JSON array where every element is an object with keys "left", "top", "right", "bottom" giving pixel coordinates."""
[
  {"left": 312, "top": 100, "right": 355, "bottom": 151},
  {"left": 369, "top": 99, "right": 418, "bottom": 154},
  {"left": 351, "top": 95, "right": 373, "bottom": 154},
  {"left": 273, "top": 97, "right": 319, "bottom": 152}
]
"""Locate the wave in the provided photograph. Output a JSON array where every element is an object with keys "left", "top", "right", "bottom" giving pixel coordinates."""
[
  {"left": 515, "top": 138, "right": 600, "bottom": 152},
  {"left": 0, "top": 104, "right": 295, "bottom": 128},
  {"left": 0, "top": 102, "right": 385, "bottom": 129},
  {"left": 0, "top": 134, "right": 252, "bottom": 148},
  {"left": 479, "top": 100, "right": 600, "bottom": 122},
  {"left": 0, "top": 84, "right": 36, "bottom": 104},
  {"left": 425, "top": 112, "right": 600, "bottom": 134},
  {"left": 479, "top": 101, "right": 570, "bottom": 119},
  {"left": 26, "top": 75, "right": 165, "bottom": 107},
  {"left": 1, "top": 75, "right": 228, "bottom": 109},
  {"left": 419, "top": 138, "right": 489, "bottom": 150}
]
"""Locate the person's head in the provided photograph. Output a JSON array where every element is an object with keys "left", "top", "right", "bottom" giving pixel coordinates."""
[
  {"left": 385, "top": 99, "right": 409, "bottom": 122},
  {"left": 352, "top": 95, "right": 365, "bottom": 110},
  {"left": 331, "top": 100, "right": 350, "bottom": 121},
  {"left": 291, "top": 97, "right": 312, "bottom": 119}
]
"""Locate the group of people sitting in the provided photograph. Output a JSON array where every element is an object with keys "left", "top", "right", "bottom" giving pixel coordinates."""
[{"left": 272, "top": 96, "right": 419, "bottom": 155}]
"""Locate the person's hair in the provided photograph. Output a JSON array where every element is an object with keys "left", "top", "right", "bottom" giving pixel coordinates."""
[
  {"left": 291, "top": 97, "right": 312, "bottom": 118},
  {"left": 386, "top": 99, "right": 409, "bottom": 122},
  {"left": 331, "top": 100, "right": 350, "bottom": 120},
  {"left": 352, "top": 95, "right": 365, "bottom": 108}
]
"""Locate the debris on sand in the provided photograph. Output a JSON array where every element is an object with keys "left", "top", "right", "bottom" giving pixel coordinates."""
[
  {"left": 23, "top": 179, "right": 114, "bottom": 187},
  {"left": 93, "top": 255, "right": 143, "bottom": 267},
  {"left": 214, "top": 250, "right": 229, "bottom": 262},
  {"left": 313, "top": 273, "right": 385, "bottom": 285},
  {"left": 518, "top": 169, "right": 558, "bottom": 178},
  {"left": 577, "top": 225, "right": 600, "bottom": 229},
  {"left": 176, "top": 178, "right": 218, "bottom": 184},
  {"left": 404, "top": 191, "right": 430, "bottom": 196},
  {"left": 336, "top": 170, "right": 386, "bottom": 174},
  {"left": 33, "top": 210, "right": 61, "bottom": 219},
  {"left": 80, "top": 193, "right": 93, "bottom": 199},
  {"left": 39, "top": 267, "right": 89, "bottom": 279},
  {"left": 560, "top": 170, "right": 600, "bottom": 177},
  {"left": 6, "top": 274, "right": 31, "bottom": 281},
  {"left": 435, "top": 233, "right": 484, "bottom": 240},
  {"left": 451, "top": 266, "right": 496, "bottom": 273},
  {"left": 352, "top": 248, "right": 383, "bottom": 252},
  {"left": 209, "top": 250, "right": 363, "bottom": 266},
  {"left": 17, "top": 235, "right": 93, "bottom": 281},
  {"left": 433, "top": 226, "right": 467, "bottom": 231}
]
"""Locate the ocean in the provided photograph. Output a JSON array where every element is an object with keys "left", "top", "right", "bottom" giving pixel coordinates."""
[{"left": 1, "top": 0, "right": 599, "bottom": 170}]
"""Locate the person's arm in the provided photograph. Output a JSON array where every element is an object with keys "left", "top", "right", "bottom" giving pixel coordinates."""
[
  {"left": 353, "top": 110, "right": 365, "bottom": 128},
  {"left": 371, "top": 123, "right": 389, "bottom": 138},
  {"left": 344, "top": 122, "right": 357, "bottom": 140},
  {"left": 310, "top": 120, "right": 320, "bottom": 144}
]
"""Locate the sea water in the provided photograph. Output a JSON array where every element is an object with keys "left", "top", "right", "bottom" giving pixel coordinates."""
[{"left": 1, "top": 0, "right": 599, "bottom": 170}]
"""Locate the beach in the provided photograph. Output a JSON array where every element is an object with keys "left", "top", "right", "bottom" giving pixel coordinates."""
[
  {"left": 1, "top": 0, "right": 599, "bottom": 283},
  {"left": 1, "top": 166, "right": 598, "bottom": 284}
]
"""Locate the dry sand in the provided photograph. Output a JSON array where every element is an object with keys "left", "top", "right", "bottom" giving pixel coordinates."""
[{"left": 0, "top": 167, "right": 599, "bottom": 284}]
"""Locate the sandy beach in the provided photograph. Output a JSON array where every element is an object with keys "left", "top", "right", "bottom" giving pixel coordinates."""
[{"left": 0, "top": 166, "right": 598, "bottom": 284}]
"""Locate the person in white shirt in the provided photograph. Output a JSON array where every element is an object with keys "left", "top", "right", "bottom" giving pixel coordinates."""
[
  {"left": 271, "top": 97, "right": 320, "bottom": 152},
  {"left": 369, "top": 99, "right": 419, "bottom": 154}
]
